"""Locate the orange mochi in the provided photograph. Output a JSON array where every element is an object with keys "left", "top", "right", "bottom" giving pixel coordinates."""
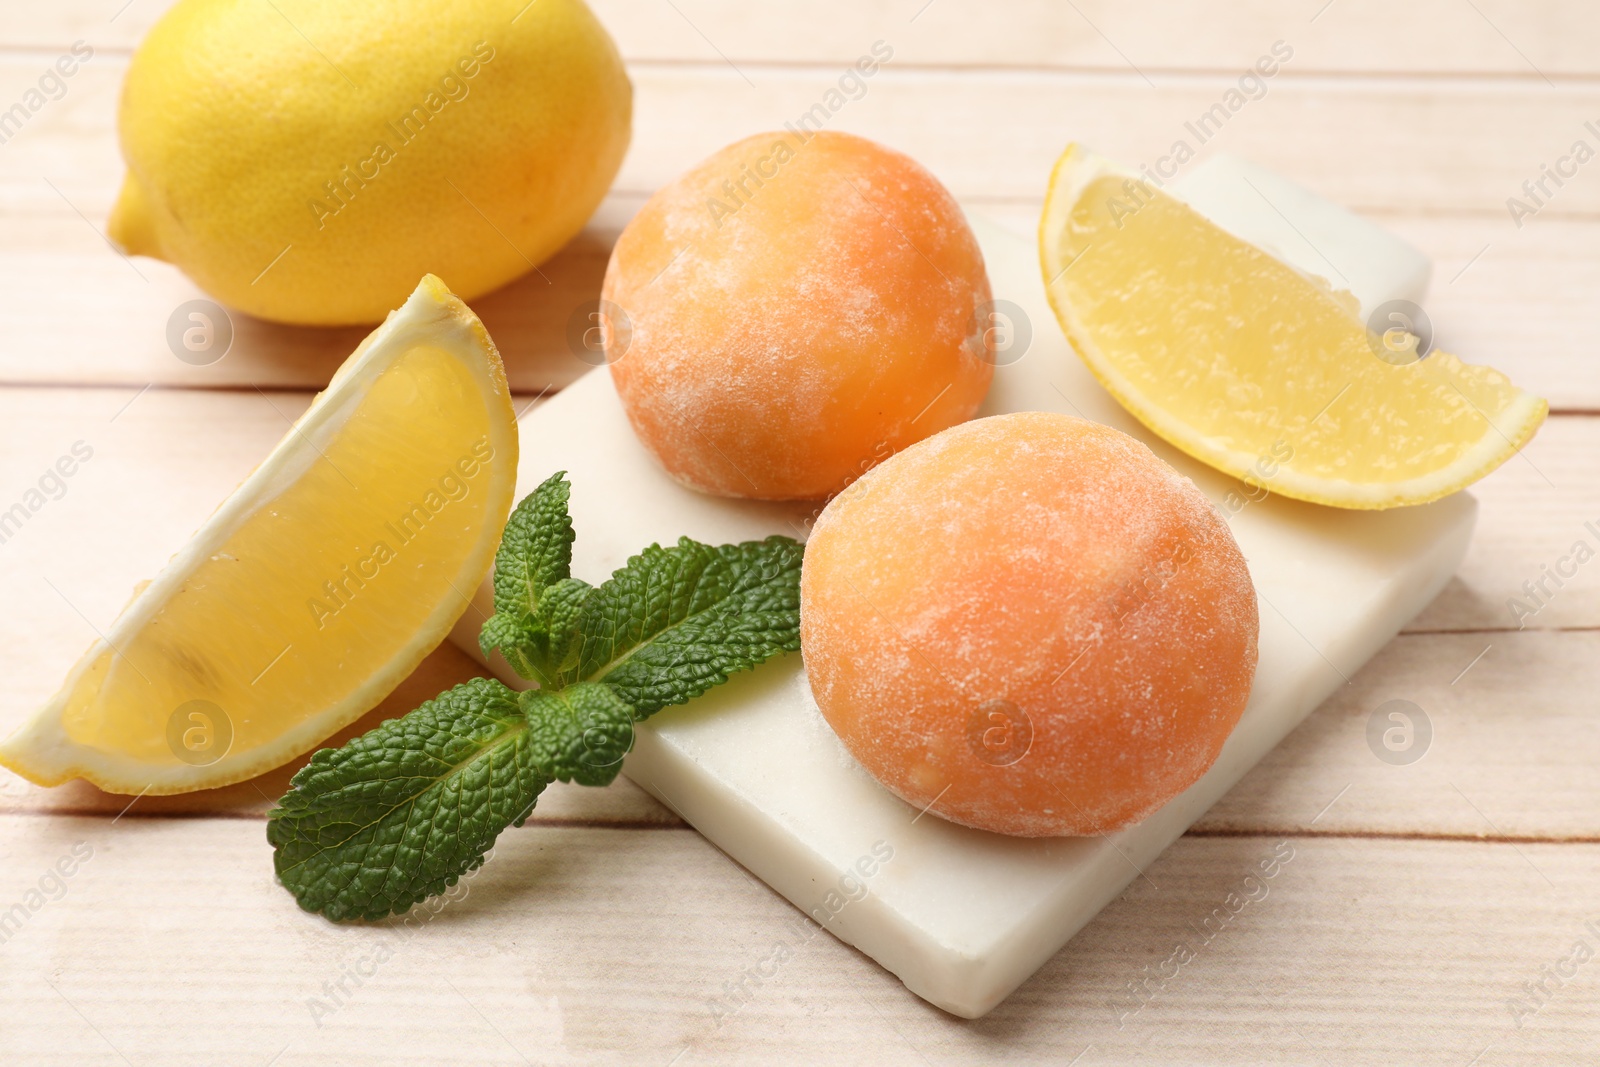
[
  {"left": 602, "top": 130, "right": 994, "bottom": 500},
  {"left": 800, "top": 411, "right": 1259, "bottom": 837}
]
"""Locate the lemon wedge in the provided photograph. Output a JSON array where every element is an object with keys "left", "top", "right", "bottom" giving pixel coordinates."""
[
  {"left": 0, "top": 276, "right": 517, "bottom": 794},
  {"left": 1039, "top": 144, "right": 1547, "bottom": 509}
]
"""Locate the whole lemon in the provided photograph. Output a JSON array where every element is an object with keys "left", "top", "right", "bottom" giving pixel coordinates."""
[{"left": 109, "top": 0, "right": 631, "bottom": 325}]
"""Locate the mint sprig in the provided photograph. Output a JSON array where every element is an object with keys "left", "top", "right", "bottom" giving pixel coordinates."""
[
  {"left": 572, "top": 537, "right": 805, "bottom": 716},
  {"left": 268, "top": 472, "right": 802, "bottom": 921}
]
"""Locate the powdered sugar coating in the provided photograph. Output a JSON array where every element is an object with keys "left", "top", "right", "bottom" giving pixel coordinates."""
[
  {"left": 604, "top": 130, "right": 993, "bottom": 500},
  {"left": 800, "top": 411, "right": 1259, "bottom": 837}
]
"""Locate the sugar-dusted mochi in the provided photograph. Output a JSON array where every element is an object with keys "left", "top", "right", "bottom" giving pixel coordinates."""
[
  {"left": 602, "top": 130, "right": 994, "bottom": 501},
  {"left": 800, "top": 411, "right": 1259, "bottom": 837}
]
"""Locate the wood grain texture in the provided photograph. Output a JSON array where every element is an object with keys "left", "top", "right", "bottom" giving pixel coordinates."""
[
  {"left": 7, "top": 204, "right": 1593, "bottom": 409},
  {"left": 9, "top": 54, "right": 1600, "bottom": 217},
  {"left": 0, "top": 816, "right": 1594, "bottom": 1065},
  {"left": 1194, "top": 629, "right": 1600, "bottom": 839},
  {"left": 0, "top": 0, "right": 1596, "bottom": 1059},
  {"left": 0, "top": 212, "right": 621, "bottom": 394},
  {"left": 12, "top": 0, "right": 1599, "bottom": 76},
  {"left": 0, "top": 388, "right": 1587, "bottom": 711},
  {"left": 0, "top": 388, "right": 1589, "bottom": 826},
  {"left": 1412, "top": 415, "right": 1600, "bottom": 633},
  {"left": 4, "top": 205, "right": 1593, "bottom": 408},
  {"left": 5, "top": 624, "right": 1590, "bottom": 840},
  {"left": 4, "top": 627, "right": 1589, "bottom": 839},
  {"left": 2, "top": 50, "right": 1593, "bottom": 402},
  {"left": 0, "top": 640, "right": 679, "bottom": 827}
]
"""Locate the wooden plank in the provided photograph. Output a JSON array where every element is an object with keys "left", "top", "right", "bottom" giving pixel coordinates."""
[
  {"left": 0, "top": 382, "right": 1584, "bottom": 682},
  {"left": 1, "top": 0, "right": 1593, "bottom": 1055},
  {"left": 0, "top": 816, "right": 1594, "bottom": 1062},
  {"left": 602, "top": 0, "right": 1600, "bottom": 78},
  {"left": 3, "top": 57, "right": 1597, "bottom": 400},
  {"left": 1195, "top": 629, "right": 1600, "bottom": 838},
  {"left": 9, "top": 56, "right": 1600, "bottom": 219},
  {"left": 1383, "top": 214, "right": 1600, "bottom": 416},
  {"left": 0, "top": 394, "right": 1591, "bottom": 670},
  {"left": 7, "top": 624, "right": 1591, "bottom": 840},
  {"left": 612, "top": 68, "right": 1600, "bottom": 216},
  {"left": 0, "top": 211, "right": 626, "bottom": 395},
  {"left": 5, "top": 204, "right": 1594, "bottom": 405},
  {"left": 0, "top": 641, "right": 678, "bottom": 827},
  {"left": 10, "top": 0, "right": 1600, "bottom": 77},
  {"left": 1412, "top": 414, "right": 1600, "bottom": 633},
  {"left": 0, "top": 387, "right": 1591, "bottom": 837}
]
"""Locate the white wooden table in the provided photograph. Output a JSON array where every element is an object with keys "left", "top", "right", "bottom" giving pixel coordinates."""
[{"left": 2, "top": 3, "right": 1597, "bottom": 1063}]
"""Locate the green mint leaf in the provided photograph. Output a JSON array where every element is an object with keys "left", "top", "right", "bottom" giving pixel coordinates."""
[
  {"left": 493, "top": 471, "right": 576, "bottom": 620},
  {"left": 528, "top": 576, "right": 594, "bottom": 677},
  {"left": 521, "top": 682, "right": 635, "bottom": 787},
  {"left": 570, "top": 536, "right": 803, "bottom": 717},
  {"left": 480, "top": 578, "right": 594, "bottom": 683},
  {"left": 478, "top": 613, "right": 537, "bottom": 677},
  {"left": 481, "top": 472, "right": 583, "bottom": 683},
  {"left": 267, "top": 677, "right": 550, "bottom": 922}
]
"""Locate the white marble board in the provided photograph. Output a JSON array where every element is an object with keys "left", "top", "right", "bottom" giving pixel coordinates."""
[{"left": 447, "top": 158, "right": 1474, "bottom": 1018}]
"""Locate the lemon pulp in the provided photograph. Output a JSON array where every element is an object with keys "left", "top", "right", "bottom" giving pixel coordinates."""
[
  {"left": 0, "top": 276, "right": 518, "bottom": 793},
  {"left": 1041, "top": 147, "right": 1546, "bottom": 509},
  {"left": 63, "top": 348, "right": 493, "bottom": 763}
]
